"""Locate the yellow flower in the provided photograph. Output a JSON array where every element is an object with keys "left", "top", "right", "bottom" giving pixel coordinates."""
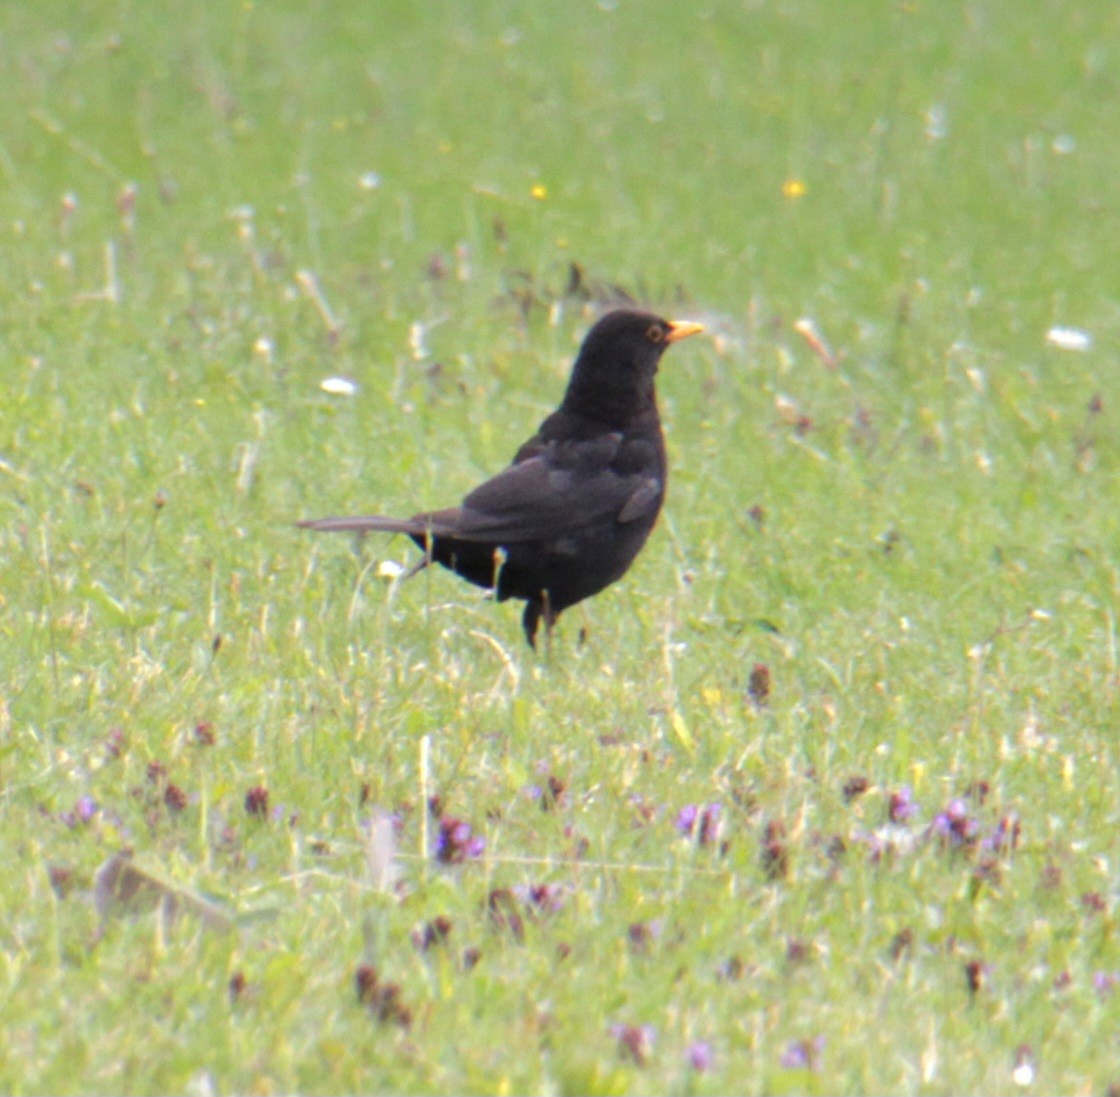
[
  {"left": 781, "top": 178, "right": 807, "bottom": 199},
  {"left": 530, "top": 184, "right": 548, "bottom": 201}
]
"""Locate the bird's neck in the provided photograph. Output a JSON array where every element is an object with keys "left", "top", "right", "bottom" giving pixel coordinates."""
[{"left": 560, "top": 378, "right": 658, "bottom": 430}]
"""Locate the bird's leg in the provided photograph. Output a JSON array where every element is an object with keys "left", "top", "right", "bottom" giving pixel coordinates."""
[
  {"left": 541, "top": 590, "right": 559, "bottom": 656},
  {"left": 576, "top": 605, "right": 591, "bottom": 648},
  {"left": 403, "top": 528, "right": 435, "bottom": 581},
  {"left": 522, "top": 600, "right": 543, "bottom": 649},
  {"left": 522, "top": 591, "right": 558, "bottom": 651}
]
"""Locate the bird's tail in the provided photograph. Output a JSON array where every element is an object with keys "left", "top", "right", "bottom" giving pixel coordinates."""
[{"left": 296, "top": 515, "right": 424, "bottom": 535}]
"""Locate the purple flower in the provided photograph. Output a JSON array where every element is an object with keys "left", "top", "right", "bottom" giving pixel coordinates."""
[
  {"left": 244, "top": 786, "right": 269, "bottom": 816},
  {"left": 75, "top": 795, "right": 98, "bottom": 823},
  {"left": 675, "top": 804, "right": 699, "bottom": 835},
  {"left": 512, "top": 883, "right": 567, "bottom": 913},
  {"left": 780, "top": 1036, "right": 825, "bottom": 1070},
  {"left": 609, "top": 1023, "right": 656, "bottom": 1066},
  {"left": 433, "top": 816, "right": 485, "bottom": 864},
  {"left": 888, "top": 785, "right": 918, "bottom": 823},
  {"left": 699, "top": 804, "right": 722, "bottom": 845},
  {"left": 675, "top": 802, "right": 722, "bottom": 846},
  {"left": 981, "top": 814, "right": 1021, "bottom": 853},
  {"left": 1093, "top": 971, "right": 1119, "bottom": 998},
  {"left": 627, "top": 919, "right": 663, "bottom": 951},
  {"left": 686, "top": 1041, "right": 714, "bottom": 1072},
  {"left": 931, "top": 798, "right": 977, "bottom": 847}
]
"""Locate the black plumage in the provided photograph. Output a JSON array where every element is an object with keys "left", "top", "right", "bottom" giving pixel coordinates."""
[{"left": 299, "top": 308, "right": 703, "bottom": 646}]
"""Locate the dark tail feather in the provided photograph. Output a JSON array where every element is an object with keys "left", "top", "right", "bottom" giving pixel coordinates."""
[{"left": 296, "top": 515, "right": 422, "bottom": 535}]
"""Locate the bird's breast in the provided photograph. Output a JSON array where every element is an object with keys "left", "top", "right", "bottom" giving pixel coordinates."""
[{"left": 609, "top": 435, "right": 663, "bottom": 477}]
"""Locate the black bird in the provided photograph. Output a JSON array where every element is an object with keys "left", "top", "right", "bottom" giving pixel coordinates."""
[{"left": 299, "top": 308, "right": 704, "bottom": 646}]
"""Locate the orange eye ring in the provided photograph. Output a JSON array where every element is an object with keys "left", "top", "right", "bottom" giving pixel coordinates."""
[{"left": 646, "top": 323, "right": 665, "bottom": 343}]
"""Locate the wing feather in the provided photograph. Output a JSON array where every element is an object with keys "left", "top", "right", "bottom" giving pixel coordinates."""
[{"left": 444, "top": 438, "right": 660, "bottom": 543}]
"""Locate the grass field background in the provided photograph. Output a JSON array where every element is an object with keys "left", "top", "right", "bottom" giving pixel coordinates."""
[{"left": 3, "top": 1, "right": 1120, "bottom": 1092}]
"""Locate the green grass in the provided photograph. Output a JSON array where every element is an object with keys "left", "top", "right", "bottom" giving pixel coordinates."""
[{"left": 4, "top": 0, "right": 1120, "bottom": 1092}]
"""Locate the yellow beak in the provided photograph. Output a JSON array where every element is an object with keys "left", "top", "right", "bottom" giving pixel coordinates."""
[{"left": 664, "top": 320, "right": 705, "bottom": 344}]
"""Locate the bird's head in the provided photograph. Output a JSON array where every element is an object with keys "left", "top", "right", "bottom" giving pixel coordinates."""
[{"left": 561, "top": 309, "right": 704, "bottom": 426}]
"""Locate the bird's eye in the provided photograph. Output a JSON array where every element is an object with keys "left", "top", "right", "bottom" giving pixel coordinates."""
[{"left": 646, "top": 323, "right": 665, "bottom": 343}]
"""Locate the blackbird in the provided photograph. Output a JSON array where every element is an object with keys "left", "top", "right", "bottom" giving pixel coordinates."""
[{"left": 299, "top": 308, "right": 703, "bottom": 646}]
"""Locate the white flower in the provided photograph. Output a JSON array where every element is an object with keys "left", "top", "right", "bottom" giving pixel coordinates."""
[
  {"left": 376, "top": 560, "right": 405, "bottom": 581},
  {"left": 1046, "top": 326, "right": 1092, "bottom": 352},
  {"left": 320, "top": 377, "right": 359, "bottom": 396}
]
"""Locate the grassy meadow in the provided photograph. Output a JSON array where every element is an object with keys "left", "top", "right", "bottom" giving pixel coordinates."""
[{"left": 3, "top": 0, "right": 1120, "bottom": 1092}]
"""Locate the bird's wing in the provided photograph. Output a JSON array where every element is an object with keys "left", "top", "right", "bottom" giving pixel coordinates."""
[
  {"left": 445, "top": 438, "right": 662, "bottom": 544},
  {"left": 299, "top": 434, "right": 663, "bottom": 545}
]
